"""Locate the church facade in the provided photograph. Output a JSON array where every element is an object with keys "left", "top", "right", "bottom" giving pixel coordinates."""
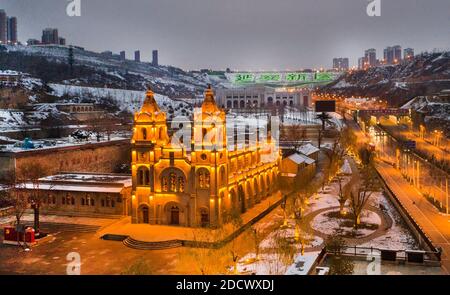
[{"left": 131, "top": 87, "right": 280, "bottom": 227}]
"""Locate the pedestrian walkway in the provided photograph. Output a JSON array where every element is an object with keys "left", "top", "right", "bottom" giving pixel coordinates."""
[
  {"left": 376, "top": 161, "right": 450, "bottom": 274},
  {"left": 97, "top": 192, "right": 283, "bottom": 246}
]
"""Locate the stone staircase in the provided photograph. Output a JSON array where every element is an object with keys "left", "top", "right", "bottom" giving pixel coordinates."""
[{"left": 122, "top": 236, "right": 183, "bottom": 250}]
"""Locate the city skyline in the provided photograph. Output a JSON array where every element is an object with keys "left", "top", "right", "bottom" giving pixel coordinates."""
[{"left": 2, "top": 0, "right": 449, "bottom": 70}]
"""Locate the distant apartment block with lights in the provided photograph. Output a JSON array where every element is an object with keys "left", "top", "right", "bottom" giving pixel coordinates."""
[{"left": 332, "top": 58, "right": 349, "bottom": 71}]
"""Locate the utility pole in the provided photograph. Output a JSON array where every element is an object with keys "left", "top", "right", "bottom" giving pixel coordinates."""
[
  {"left": 417, "top": 161, "right": 420, "bottom": 189},
  {"left": 446, "top": 177, "right": 448, "bottom": 215}
]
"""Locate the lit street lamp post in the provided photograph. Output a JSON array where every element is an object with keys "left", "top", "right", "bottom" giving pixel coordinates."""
[{"left": 446, "top": 177, "right": 449, "bottom": 215}]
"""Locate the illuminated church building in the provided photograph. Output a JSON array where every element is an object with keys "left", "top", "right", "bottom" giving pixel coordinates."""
[{"left": 131, "top": 87, "right": 280, "bottom": 227}]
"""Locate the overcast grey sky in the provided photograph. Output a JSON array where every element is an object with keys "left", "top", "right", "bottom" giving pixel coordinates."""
[{"left": 2, "top": 0, "right": 450, "bottom": 70}]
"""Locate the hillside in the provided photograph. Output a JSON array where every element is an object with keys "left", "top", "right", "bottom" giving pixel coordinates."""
[
  {"left": 0, "top": 68, "right": 195, "bottom": 135},
  {"left": 320, "top": 52, "right": 450, "bottom": 106},
  {"left": 0, "top": 44, "right": 227, "bottom": 98}
]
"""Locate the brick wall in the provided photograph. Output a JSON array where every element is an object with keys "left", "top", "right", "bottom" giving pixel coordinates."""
[{"left": 0, "top": 139, "right": 131, "bottom": 181}]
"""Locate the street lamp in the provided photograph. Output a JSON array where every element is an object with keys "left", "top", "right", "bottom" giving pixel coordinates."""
[{"left": 419, "top": 125, "right": 425, "bottom": 139}]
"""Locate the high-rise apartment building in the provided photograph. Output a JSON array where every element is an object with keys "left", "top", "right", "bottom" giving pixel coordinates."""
[
  {"left": 358, "top": 57, "right": 367, "bottom": 70},
  {"left": 135, "top": 50, "right": 141, "bottom": 62},
  {"left": 364, "top": 48, "right": 377, "bottom": 67},
  {"left": 42, "top": 28, "right": 59, "bottom": 45},
  {"left": 152, "top": 50, "right": 158, "bottom": 66},
  {"left": 404, "top": 48, "right": 414, "bottom": 60},
  {"left": 7, "top": 16, "right": 17, "bottom": 44},
  {"left": 332, "top": 58, "right": 349, "bottom": 71},
  {"left": 0, "top": 10, "right": 7, "bottom": 44},
  {"left": 393, "top": 45, "right": 402, "bottom": 63}
]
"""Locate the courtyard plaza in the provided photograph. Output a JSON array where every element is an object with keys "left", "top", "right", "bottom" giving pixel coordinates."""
[{"left": 97, "top": 191, "right": 283, "bottom": 244}]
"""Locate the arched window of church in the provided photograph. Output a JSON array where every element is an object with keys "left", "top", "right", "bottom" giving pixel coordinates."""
[
  {"left": 162, "top": 177, "right": 168, "bottom": 192},
  {"left": 137, "top": 169, "right": 144, "bottom": 185},
  {"left": 220, "top": 166, "right": 226, "bottom": 185},
  {"left": 199, "top": 172, "right": 204, "bottom": 188},
  {"left": 197, "top": 169, "right": 211, "bottom": 189},
  {"left": 169, "top": 173, "right": 177, "bottom": 192},
  {"left": 144, "top": 169, "right": 150, "bottom": 185},
  {"left": 137, "top": 167, "right": 150, "bottom": 186},
  {"left": 178, "top": 177, "right": 185, "bottom": 192},
  {"left": 142, "top": 128, "right": 147, "bottom": 140},
  {"left": 204, "top": 171, "right": 210, "bottom": 188}
]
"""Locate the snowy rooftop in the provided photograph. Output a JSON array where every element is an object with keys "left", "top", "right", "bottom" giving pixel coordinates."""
[
  {"left": 286, "top": 153, "right": 315, "bottom": 165},
  {"left": 42, "top": 173, "right": 131, "bottom": 185},
  {"left": 20, "top": 173, "right": 132, "bottom": 193},
  {"left": 0, "top": 70, "right": 21, "bottom": 76},
  {"left": 296, "top": 143, "right": 320, "bottom": 156},
  {"left": 285, "top": 251, "right": 322, "bottom": 275}
]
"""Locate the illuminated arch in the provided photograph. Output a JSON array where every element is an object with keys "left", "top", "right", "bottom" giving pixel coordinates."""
[
  {"left": 137, "top": 166, "right": 150, "bottom": 186},
  {"left": 160, "top": 168, "right": 186, "bottom": 193},
  {"left": 196, "top": 168, "right": 211, "bottom": 189}
]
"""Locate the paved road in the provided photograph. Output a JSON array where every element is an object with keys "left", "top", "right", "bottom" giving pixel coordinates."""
[
  {"left": 379, "top": 119, "right": 449, "bottom": 165},
  {"left": 376, "top": 161, "right": 450, "bottom": 274},
  {"left": 346, "top": 115, "right": 450, "bottom": 274}
]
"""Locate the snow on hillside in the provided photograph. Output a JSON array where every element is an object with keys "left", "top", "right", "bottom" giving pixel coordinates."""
[
  {"left": 321, "top": 51, "right": 450, "bottom": 106},
  {"left": 0, "top": 110, "right": 26, "bottom": 129},
  {"left": 49, "top": 84, "right": 193, "bottom": 117},
  {"left": 4, "top": 45, "right": 225, "bottom": 97}
]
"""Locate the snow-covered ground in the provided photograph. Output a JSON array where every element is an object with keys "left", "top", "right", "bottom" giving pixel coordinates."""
[
  {"left": 2, "top": 132, "right": 129, "bottom": 153},
  {"left": 241, "top": 169, "right": 420, "bottom": 275},
  {"left": 49, "top": 84, "right": 192, "bottom": 116},
  {"left": 360, "top": 192, "right": 420, "bottom": 250},
  {"left": 0, "top": 110, "right": 26, "bottom": 130},
  {"left": 311, "top": 209, "right": 381, "bottom": 237}
]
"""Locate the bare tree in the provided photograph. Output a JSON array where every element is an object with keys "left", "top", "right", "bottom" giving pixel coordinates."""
[
  {"left": 281, "top": 124, "right": 307, "bottom": 150},
  {"left": 1, "top": 174, "right": 28, "bottom": 227},
  {"left": 18, "top": 162, "right": 49, "bottom": 236},
  {"left": 325, "top": 235, "right": 354, "bottom": 275},
  {"left": 251, "top": 227, "right": 262, "bottom": 262},
  {"left": 322, "top": 127, "right": 357, "bottom": 190},
  {"left": 182, "top": 229, "right": 223, "bottom": 275},
  {"left": 348, "top": 148, "right": 380, "bottom": 230},
  {"left": 336, "top": 168, "right": 358, "bottom": 217},
  {"left": 316, "top": 112, "right": 332, "bottom": 132},
  {"left": 226, "top": 209, "right": 243, "bottom": 274}
]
